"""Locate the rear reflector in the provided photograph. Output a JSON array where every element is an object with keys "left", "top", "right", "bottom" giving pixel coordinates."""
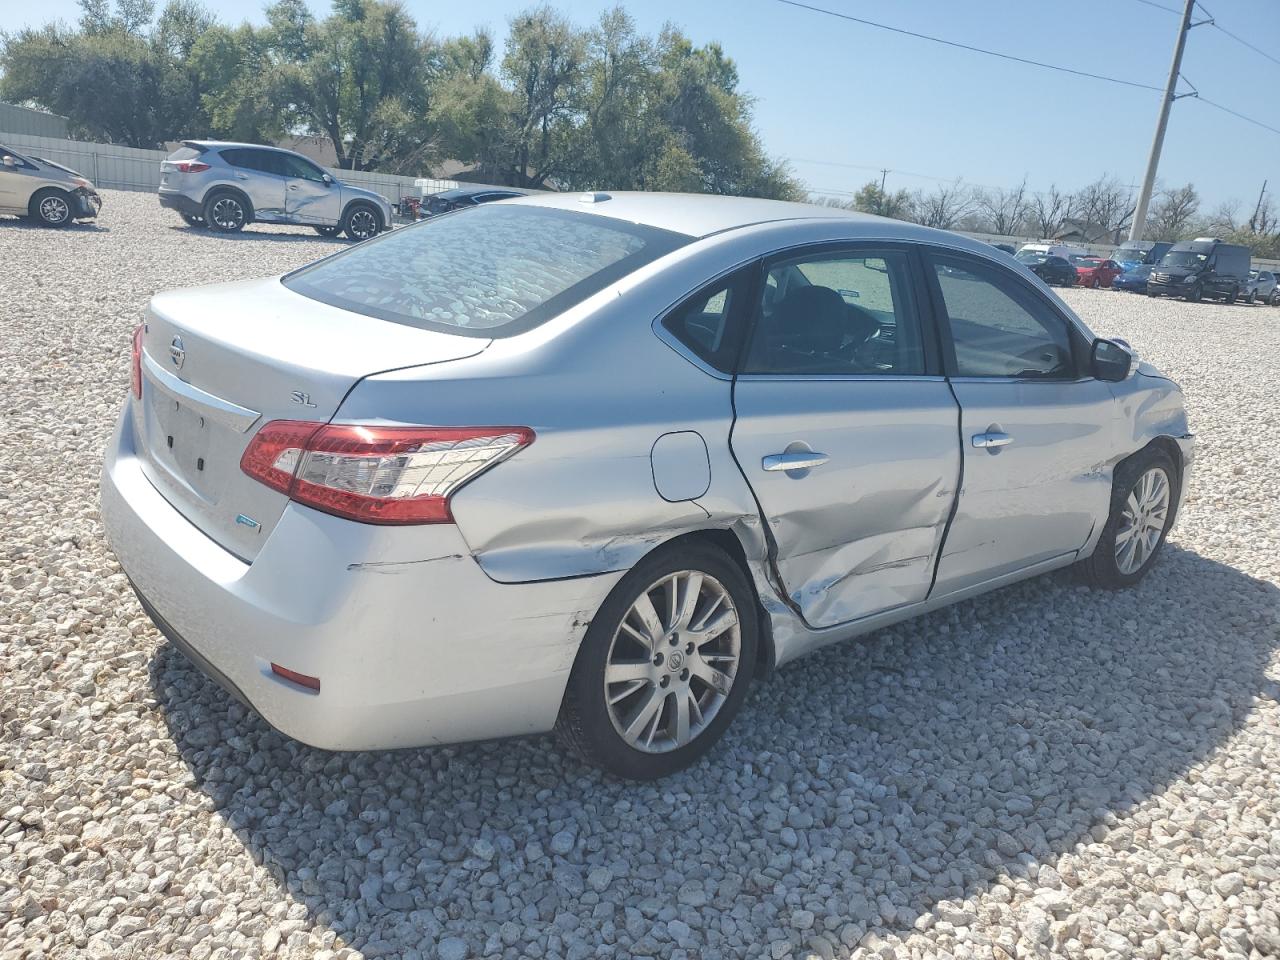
[
  {"left": 240, "top": 421, "right": 534, "bottom": 524},
  {"left": 130, "top": 323, "right": 144, "bottom": 399},
  {"left": 270, "top": 663, "right": 321, "bottom": 691},
  {"left": 172, "top": 160, "right": 210, "bottom": 173}
]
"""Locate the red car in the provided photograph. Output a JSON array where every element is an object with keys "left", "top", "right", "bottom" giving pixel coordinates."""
[{"left": 1071, "top": 256, "right": 1124, "bottom": 288}]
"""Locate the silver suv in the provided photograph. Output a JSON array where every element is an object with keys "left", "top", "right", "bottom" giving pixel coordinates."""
[
  {"left": 0, "top": 143, "right": 102, "bottom": 226},
  {"left": 158, "top": 141, "right": 393, "bottom": 241}
]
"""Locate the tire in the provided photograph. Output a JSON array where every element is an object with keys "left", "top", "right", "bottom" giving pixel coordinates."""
[
  {"left": 1226, "top": 286, "right": 1239, "bottom": 305},
  {"left": 1076, "top": 447, "right": 1179, "bottom": 590},
  {"left": 1247, "top": 289, "right": 1257, "bottom": 304},
  {"left": 342, "top": 203, "right": 381, "bottom": 241},
  {"left": 31, "top": 188, "right": 74, "bottom": 227},
  {"left": 203, "top": 191, "right": 248, "bottom": 233},
  {"left": 180, "top": 213, "right": 205, "bottom": 228},
  {"left": 1089, "top": 276, "right": 1099, "bottom": 289},
  {"left": 1185, "top": 283, "right": 1202, "bottom": 303},
  {"left": 556, "top": 542, "right": 758, "bottom": 780},
  {"left": 313, "top": 225, "right": 341, "bottom": 237}
]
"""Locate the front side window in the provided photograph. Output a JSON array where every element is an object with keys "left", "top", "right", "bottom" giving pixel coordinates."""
[
  {"left": 930, "top": 254, "right": 1075, "bottom": 379},
  {"left": 284, "top": 204, "right": 690, "bottom": 337},
  {"left": 744, "top": 250, "right": 926, "bottom": 376},
  {"left": 279, "top": 153, "right": 326, "bottom": 181}
]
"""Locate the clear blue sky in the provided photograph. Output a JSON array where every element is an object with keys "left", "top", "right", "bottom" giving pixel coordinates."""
[{"left": 2, "top": 0, "right": 1275, "bottom": 209}]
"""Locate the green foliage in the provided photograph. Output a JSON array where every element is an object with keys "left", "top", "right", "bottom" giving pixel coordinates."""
[
  {"left": 1, "top": 0, "right": 798, "bottom": 196},
  {"left": 850, "top": 180, "right": 912, "bottom": 219}
]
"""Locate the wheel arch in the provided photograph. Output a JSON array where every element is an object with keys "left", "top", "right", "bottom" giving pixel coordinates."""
[
  {"left": 204, "top": 185, "right": 255, "bottom": 222},
  {"left": 342, "top": 198, "right": 383, "bottom": 228},
  {"left": 1115, "top": 435, "right": 1186, "bottom": 525}
]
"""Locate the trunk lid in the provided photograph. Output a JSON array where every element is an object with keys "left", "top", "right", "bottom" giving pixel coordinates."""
[{"left": 134, "top": 276, "right": 489, "bottom": 560}]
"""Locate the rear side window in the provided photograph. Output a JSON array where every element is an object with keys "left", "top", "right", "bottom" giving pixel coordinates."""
[
  {"left": 284, "top": 204, "right": 691, "bottom": 337},
  {"left": 660, "top": 270, "right": 753, "bottom": 373},
  {"left": 221, "top": 149, "right": 284, "bottom": 175},
  {"left": 167, "top": 146, "right": 203, "bottom": 161}
]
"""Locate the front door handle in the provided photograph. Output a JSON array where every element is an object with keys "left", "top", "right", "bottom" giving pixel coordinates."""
[
  {"left": 972, "top": 431, "right": 1013, "bottom": 449},
  {"left": 762, "top": 452, "right": 830, "bottom": 472},
  {"left": 235, "top": 173, "right": 249, "bottom": 180}
]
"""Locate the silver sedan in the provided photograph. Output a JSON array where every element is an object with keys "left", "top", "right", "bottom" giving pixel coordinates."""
[{"left": 100, "top": 192, "right": 1193, "bottom": 779}]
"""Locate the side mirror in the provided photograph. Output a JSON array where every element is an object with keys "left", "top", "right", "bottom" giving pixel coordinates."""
[
  {"left": 322, "top": 173, "right": 334, "bottom": 186},
  {"left": 1092, "top": 337, "right": 1135, "bottom": 382},
  {"left": 1, "top": 156, "right": 15, "bottom": 168}
]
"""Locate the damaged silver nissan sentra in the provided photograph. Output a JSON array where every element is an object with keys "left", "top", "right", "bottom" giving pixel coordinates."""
[{"left": 100, "top": 192, "right": 1193, "bottom": 779}]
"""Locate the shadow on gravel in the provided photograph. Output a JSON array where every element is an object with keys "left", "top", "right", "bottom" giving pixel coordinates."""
[
  {"left": 149, "top": 544, "right": 1279, "bottom": 958},
  {"left": 165, "top": 224, "right": 347, "bottom": 244},
  {"left": 0, "top": 218, "right": 107, "bottom": 233}
]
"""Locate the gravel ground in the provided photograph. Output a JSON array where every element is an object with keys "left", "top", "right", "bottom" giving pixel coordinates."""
[{"left": 2, "top": 190, "right": 1279, "bottom": 960}]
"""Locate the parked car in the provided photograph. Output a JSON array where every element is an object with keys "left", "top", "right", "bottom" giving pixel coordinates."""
[
  {"left": 1018, "top": 252, "right": 1078, "bottom": 286},
  {"left": 1113, "top": 263, "right": 1154, "bottom": 294},
  {"left": 158, "top": 141, "right": 394, "bottom": 241},
  {"left": 0, "top": 143, "right": 101, "bottom": 226},
  {"left": 1109, "top": 240, "right": 1172, "bottom": 270},
  {"left": 1147, "top": 238, "right": 1252, "bottom": 302},
  {"left": 989, "top": 242, "right": 1016, "bottom": 255},
  {"left": 1244, "top": 269, "right": 1279, "bottom": 305},
  {"left": 422, "top": 186, "right": 528, "bottom": 218},
  {"left": 1071, "top": 256, "right": 1124, "bottom": 288},
  {"left": 101, "top": 193, "right": 1193, "bottom": 779}
]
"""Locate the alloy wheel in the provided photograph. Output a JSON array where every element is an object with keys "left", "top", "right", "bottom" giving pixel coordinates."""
[
  {"left": 211, "top": 197, "right": 245, "bottom": 231},
  {"left": 1114, "top": 466, "right": 1171, "bottom": 575},
  {"left": 604, "top": 570, "right": 742, "bottom": 754},
  {"left": 39, "top": 196, "right": 70, "bottom": 224},
  {"left": 348, "top": 208, "right": 378, "bottom": 240}
]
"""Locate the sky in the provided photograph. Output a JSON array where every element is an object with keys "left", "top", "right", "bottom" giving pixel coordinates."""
[{"left": 2, "top": 0, "right": 1276, "bottom": 210}]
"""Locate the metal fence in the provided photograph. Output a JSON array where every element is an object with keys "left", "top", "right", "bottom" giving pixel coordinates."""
[{"left": 0, "top": 131, "right": 521, "bottom": 202}]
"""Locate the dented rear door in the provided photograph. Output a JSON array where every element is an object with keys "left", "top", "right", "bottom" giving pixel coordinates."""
[{"left": 729, "top": 244, "right": 961, "bottom": 629}]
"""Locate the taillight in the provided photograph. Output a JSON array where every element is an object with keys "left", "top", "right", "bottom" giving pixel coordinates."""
[
  {"left": 240, "top": 421, "right": 534, "bottom": 524},
  {"left": 172, "top": 160, "right": 210, "bottom": 173},
  {"left": 130, "top": 324, "right": 144, "bottom": 399}
]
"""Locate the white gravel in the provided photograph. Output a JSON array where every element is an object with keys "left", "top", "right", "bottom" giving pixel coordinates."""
[{"left": 2, "top": 190, "right": 1279, "bottom": 960}]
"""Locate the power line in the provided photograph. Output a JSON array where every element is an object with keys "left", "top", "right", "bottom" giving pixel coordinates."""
[
  {"left": 1130, "top": 0, "right": 1181, "bottom": 14},
  {"left": 1208, "top": 20, "right": 1280, "bottom": 70},
  {"left": 1197, "top": 96, "right": 1280, "bottom": 137},
  {"left": 774, "top": 0, "right": 1164, "bottom": 92}
]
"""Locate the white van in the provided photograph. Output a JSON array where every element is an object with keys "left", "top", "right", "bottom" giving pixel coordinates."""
[{"left": 1016, "top": 241, "right": 1089, "bottom": 261}]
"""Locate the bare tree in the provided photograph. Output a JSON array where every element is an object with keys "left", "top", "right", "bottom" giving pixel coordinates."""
[
  {"left": 1248, "top": 195, "right": 1276, "bottom": 235},
  {"left": 909, "top": 180, "right": 974, "bottom": 230},
  {"left": 1075, "top": 175, "right": 1136, "bottom": 243},
  {"left": 974, "top": 177, "right": 1029, "bottom": 236},
  {"left": 1029, "top": 185, "right": 1075, "bottom": 239},
  {"left": 1203, "top": 200, "right": 1240, "bottom": 234},
  {"left": 1146, "top": 183, "right": 1200, "bottom": 240}
]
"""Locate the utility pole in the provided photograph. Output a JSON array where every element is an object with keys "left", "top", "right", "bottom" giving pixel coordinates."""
[
  {"left": 1250, "top": 179, "right": 1268, "bottom": 232},
  {"left": 1129, "top": 0, "right": 1201, "bottom": 242},
  {"left": 879, "top": 168, "right": 889, "bottom": 193}
]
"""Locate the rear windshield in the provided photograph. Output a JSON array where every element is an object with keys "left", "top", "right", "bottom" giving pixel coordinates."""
[
  {"left": 167, "top": 146, "right": 203, "bottom": 161},
  {"left": 283, "top": 204, "right": 691, "bottom": 337}
]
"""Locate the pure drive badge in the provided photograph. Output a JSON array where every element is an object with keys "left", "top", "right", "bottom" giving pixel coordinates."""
[{"left": 235, "top": 514, "right": 261, "bottom": 531}]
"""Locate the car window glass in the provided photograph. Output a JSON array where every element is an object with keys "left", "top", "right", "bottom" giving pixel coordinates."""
[
  {"left": 743, "top": 250, "right": 925, "bottom": 376},
  {"left": 660, "top": 273, "right": 749, "bottom": 373},
  {"left": 279, "top": 154, "right": 326, "bottom": 181},
  {"left": 931, "top": 255, "right": 1074, "bottom": 379}
]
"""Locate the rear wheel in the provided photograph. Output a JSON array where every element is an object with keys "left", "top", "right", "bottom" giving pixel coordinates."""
[
  {"left": 342, "top": 203, "right": 381, "bottom": 241},
  {"left": 31, "top": 189, "right": 73, "bottom": 227},
  {"left": 557, "top": 543, "right": 757, "bottom": 779},
  {"left": 203, "top": 191, "right": 248, "bottom": 233},
  {"left": 1226, "top": 286, "right": 1239, "bottom": 305},
  {"left": 1077, "top": 448, "right": 1178, "bottom": 589}
]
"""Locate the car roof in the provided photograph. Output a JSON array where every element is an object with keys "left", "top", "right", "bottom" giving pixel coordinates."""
[
  {"left": 183, "top": 140, "right": 301, "bottom": 154},
  {"left": 509, "top": 190, "right": 978, "bottom": 243}
]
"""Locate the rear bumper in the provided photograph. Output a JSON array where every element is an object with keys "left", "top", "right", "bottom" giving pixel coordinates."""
[
  {"left": 158, "top": 190, "right": 203, "bottom": 217},
  {"left": 100, "top": 399, "right": 615, "bottom": 751}
]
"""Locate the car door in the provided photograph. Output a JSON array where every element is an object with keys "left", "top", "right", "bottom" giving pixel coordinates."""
[
  {"left": 221, "top": 148, "right": 287, "bottom": 221},
  {"left": 729, "top": 244, "right": 961, "bottom": 629},
  {"left": 280, "top": 153, "right": 341, "bottom": 224},
  {"left": 923, "top": 249, "right": 1116, "bottom": 598},
  {"left": 0, "top": 145, "right": 35, "bottom": 213}
]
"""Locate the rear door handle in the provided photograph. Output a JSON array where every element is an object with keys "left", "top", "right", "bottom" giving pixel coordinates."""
[
  {"left": 762, "top": 452, "right": 830, "bottom": 472},
  {"left": 288, "top": 183, "right": 299, "bottom": 190},
  {"left": 972, "top": 431, "right": 1013, "bottom": 449}
]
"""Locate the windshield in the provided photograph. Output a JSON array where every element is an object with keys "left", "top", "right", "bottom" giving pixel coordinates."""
[
  {"left": 32, "top": 157, "right": 83, "bottom": 177},
  {"left": 284, "top": 204, "right": 691, "bottom": 337},
  {"left": 1161, "top": 251, "right": 1207, "bottom": 268},
  {"left": 1015, "top": 250, "right": 1046, "bottom": 262}
]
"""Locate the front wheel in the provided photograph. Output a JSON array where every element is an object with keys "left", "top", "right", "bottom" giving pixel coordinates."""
[
  {"left": 1185, "top": 284, "right": 1202, "bottom": 303},
  {"left": 313, "top": 225, "right": 341, "bottom": 237},
  {"left": 1077, "top": 448, "right": 1178, "bottom": 589},
  {"left": 342, "top": 204, "right": 381, "bottom": 241},
  {"left": 31, "top": 189, "right": 74, "bottom": 227},
  {"left": 1247, "top": 289, "right": 1257, "bottom": 304},
  {"left": 1226, "top": 286, "right": 1239, "bottom": 305},
  {"left": 180, "top": 213, "right": 205, "bottom": 228},
  {"left": 557, "top": 544, "right": 757, "bottom": 779}
]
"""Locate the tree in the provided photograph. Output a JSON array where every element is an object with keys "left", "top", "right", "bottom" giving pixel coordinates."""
[
  {"left": 849, "top": 180, "right": 911, "bottom": 219},
  {"left": 975, "top": 177, "right": 1029, "bottom": 236},
  {"left": 909, "top": 180, "right": 973, "bottom": 230},
  {"left": 1146, "top": 183, "right": 1199, "bottom": 240},
  {"left": 1029, "top": 185, "right": 1075, "bottom": 239},
  {"left": 1074, "top": 175, "right": 1135, "bottom": 243}
]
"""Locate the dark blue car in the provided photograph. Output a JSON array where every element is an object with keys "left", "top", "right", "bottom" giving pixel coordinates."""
[{"left": 1113, "top": 264, "right": 1153, "bottom": 293}]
